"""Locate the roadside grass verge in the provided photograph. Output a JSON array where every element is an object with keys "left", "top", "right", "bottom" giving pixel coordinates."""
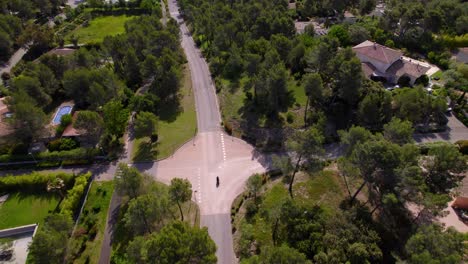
[
  {"left": 0, "top": 193, "right": 59, "bottom": 229},
  {"left": 67, "top": 181, "right": 114, "bottom": 264},
  {"left": 132, "top": 65, "right": 197, "bottom": 161},
  {"left": 65, "top": 15, "right": 135, "bottom": 44}
]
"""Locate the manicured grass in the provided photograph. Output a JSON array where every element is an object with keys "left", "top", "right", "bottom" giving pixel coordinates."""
[
  {"left": 132, "top": 65, "right": 197, "bottom": 161},
  {"left": 0, "top": 193, "right": 59, "bottom": 229},
  {"left": 65, "top": 15, "right": 135, "bottom": 44},
  {"left": 69, "top": 181, "right": 114, "bottom": 264}
]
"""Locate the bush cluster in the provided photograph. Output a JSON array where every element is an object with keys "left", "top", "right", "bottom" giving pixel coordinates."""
[
  {"left": 48, "top": 138, "right": 80, "bottom": 152},
  {"left": 60, "top": 172, "right": 92, "bottom": 217},
  {"left": 56, "top": 114, "right": 73, "bottom": 136},
  {"left": 0, "top": 172, "right": 75, "bottom": 193}
]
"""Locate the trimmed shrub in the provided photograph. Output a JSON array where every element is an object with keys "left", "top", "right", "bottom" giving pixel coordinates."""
[
  {"left": 60, "top": 172, "right": 92, "bottom": 217},
  {"left": 0, "top": 172, "right": 75, "bottom": 193},
  {"left": 415, "top": 74, "right": 429, "bottom": 87},
  {"left": 0, "top": 148, "right": 100, "bottom": 163},
  {"left": 48, "top": 138, "right": 79, "bottom": 152},
  {"left": 398, "top": 75, "right": 411, "bottom": 87}
]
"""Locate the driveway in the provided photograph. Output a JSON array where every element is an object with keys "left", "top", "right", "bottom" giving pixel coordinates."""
[
  {"left": 0, "top": 48, "right": 28, "bottom": 76},
  {"left": 414, "top": 113, "right": 468, "bottom": 143}
]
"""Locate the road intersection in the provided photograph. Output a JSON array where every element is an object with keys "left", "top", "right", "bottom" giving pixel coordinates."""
[
  {"left": 1, "top": 0, "right": 466, "bottom": 263},
  {"left": 135, "top": 1, "right": 270, "bottom": 262}
]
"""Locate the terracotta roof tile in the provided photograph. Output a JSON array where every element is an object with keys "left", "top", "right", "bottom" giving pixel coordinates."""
[
  {"left": 353, "top": 40, "right": 403, "bottom": 64},
  {"left": 386, "top": 59, "right": 430, "bottom": 79}
]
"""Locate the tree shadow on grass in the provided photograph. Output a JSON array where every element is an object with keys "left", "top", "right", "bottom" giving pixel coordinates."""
[
  {"left": 133, "top": 139, "right": 158, "bottom": 162},
  {"left": 158, "top": 97, "right": 182, "bottom": 123}
]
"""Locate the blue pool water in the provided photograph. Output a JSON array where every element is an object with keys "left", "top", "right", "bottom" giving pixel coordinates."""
[{"left": 53, "top": 106, "right": 72, "bottom": 125}]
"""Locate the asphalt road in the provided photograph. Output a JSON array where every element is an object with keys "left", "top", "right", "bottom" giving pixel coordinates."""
[{"left": 157, "top": 1, "right": 268, "bottom": 262}]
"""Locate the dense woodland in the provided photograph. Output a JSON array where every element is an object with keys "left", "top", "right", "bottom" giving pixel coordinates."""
[
  {"left": 0, "top": 0, "right": 67, "bottom": 61},
  {"left": 235, "top": 120, "right": 467, "bottom": 263},
  {"left": 177, "top": 0, "right": 468, "bottom": 263},
  {"left": 177, "top": 0, "right": 466, "bottom": 146},
  {"left": 4, "top": 10, "right": 184, "bottom": 156},
  {"left": 0, "top": 0, "right": 466, "bottom": 263}
]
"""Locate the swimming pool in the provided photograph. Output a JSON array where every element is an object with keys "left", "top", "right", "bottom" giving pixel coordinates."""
[{"left": 52, "top": 106, "right": 73, "bottom": 125}]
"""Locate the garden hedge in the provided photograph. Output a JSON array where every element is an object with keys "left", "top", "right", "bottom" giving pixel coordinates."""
[
  {"left": 0, "top": 172, "right": 76, "bottom": 193},
  {"left": 0, "top": 148, "right": 100, "bottom": 163},
  {"left": 60, "top": 172, "right": 92, "bottom": 217}
]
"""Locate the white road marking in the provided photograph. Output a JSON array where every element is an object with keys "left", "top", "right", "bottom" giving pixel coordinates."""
[
  {"left": 197, "top": 168, "right": 202, "bottom": 203},
  {"left": 220, "top": 133, "right": 227, "bottom": 161}
]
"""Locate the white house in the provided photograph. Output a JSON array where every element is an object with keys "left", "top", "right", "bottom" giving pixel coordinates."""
[{"left": 353, "top": 40, "right": 430, "bottom": 85}]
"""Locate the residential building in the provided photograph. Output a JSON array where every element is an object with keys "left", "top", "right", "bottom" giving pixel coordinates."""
[{"left": 353, "top": 40, "right": 430, "bottom": 85}]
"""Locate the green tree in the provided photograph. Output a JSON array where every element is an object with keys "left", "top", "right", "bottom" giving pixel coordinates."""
[
  {"left": 169, "top": 178, "right": 192, "bottom": 221},
  {"left": 246, "top": 173, "right": 263, "bottom": 204},
  {"left": 444, "top": 64, "right": 468, "bottom": 104},
  {"left": 130, "top": 93, "right": 158, "bottom": 113},
  {"left": 126, "top": 236, "right": 146, "bottom": 263},
  {"left": 383, "top": 118, "right": 414, "bottom": 145},
  {"left": 28, "top": 214, "right": 73, "bottom": 264},
  {"left": 6, "top": 90, "right": 46, "bottom": 141},
  {"left": 124, "top": 192, "right": 169, "bottom": 235},
  {"left": 145, "top": 221, "right": 217, "bottom": 264},
  {"left": 331, "top": 48, "right": 363, "bottom": 106},
  {"left": 424, "top": 143, "right": 467, "bottom": 193},
  {"left": 103, "top": 100, "right": 129, "bottom": 137},
  {"left": 286, "top": 127, "right": 324, "bottom": 198},
  {"left": 349, "top": 25, "right": 370, "bottom": 45},
  {"left": 302, "top": 73, "right": 324, "bottom": 127},
  {"left": 242, "top": 244, "right": 311, "bottom": 264},
  {"left": 115, "top": 163, "right": 146, "bottom": 199},
  {"left": 328, "top": 25, "right": 350, "bottom": 46},
  {"left": 338, "top": 125, "right": 374, "bottom": 157},
  {"left": 134, "top": 111, "right": 158, "bottom": 142},
  {"left": 124, "top": 48, "right": 142, "bottom": 89},
  {"left": 406, "top": 224, "right": 466, "bottom": 264},
  {"left": 393, "top": 87, "right": 446, "bottom": 126},
  {"left": 357, "top": 90, "right": 392, "bottom": 130},
  {"left": 349, "top": 139, "right": 402, "bottom": 204},
  {"left": 73, "top": 110, "right": 104, "bottom": 146},
  {"left": 11, "top": 75, "right": 51, "bottom": 107}
]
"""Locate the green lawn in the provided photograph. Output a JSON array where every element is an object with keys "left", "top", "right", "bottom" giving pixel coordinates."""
[
  {"left": 65, "top": 15, "right": 135, "bottom": 44},
  {"left": 0, "top": 193, "right": 59, "bottom": 229},
  {"left": 132, "top": 66, "right": 197, "bottom": 161},
  {"left": 431, "top": 70, "right": 443, "bottom": 80},
  {"left": 218, "top": 76, "right": 307, "bottom": 135},
  {"left": 68, "top": 181, "right": 114, "bottom": 264}
]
